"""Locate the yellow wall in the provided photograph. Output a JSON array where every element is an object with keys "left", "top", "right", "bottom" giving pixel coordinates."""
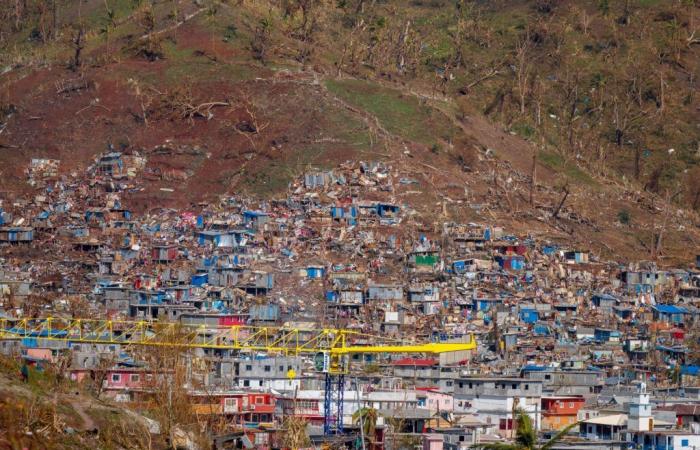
[{"left": 542, "top": 414, "right": 577, "bottom": 431}]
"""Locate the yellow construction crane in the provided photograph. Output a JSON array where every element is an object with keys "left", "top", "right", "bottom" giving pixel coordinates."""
[
  {"left": 0, "top": 317, "right": 475, "bottom": 355},
  {"left": 0, "top": 317, "right": 476, "bottom": 434}
]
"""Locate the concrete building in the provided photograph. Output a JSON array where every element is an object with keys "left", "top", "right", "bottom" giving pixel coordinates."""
[{"left": 453, "top": 377, "right": 543, "bottom": 437}]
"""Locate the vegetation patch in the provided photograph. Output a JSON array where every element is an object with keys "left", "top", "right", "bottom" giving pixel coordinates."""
[
  {"left": 538, "top": 150, "right": 598, "bottom": 187},
  {"left": 325, "top": 79, "right": 457, "bottom": 146}
]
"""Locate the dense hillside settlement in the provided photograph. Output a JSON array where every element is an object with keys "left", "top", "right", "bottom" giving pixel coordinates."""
[
  {"left": 0, "top": 151, "right": 699, "bottom": 449},
  {"left": 1, "top": 0, "right": 700, "bottom": 449}
]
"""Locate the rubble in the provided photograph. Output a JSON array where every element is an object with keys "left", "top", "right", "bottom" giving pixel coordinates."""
[{"left": 0, "top": 151, "right": 699, "bottom": 450}]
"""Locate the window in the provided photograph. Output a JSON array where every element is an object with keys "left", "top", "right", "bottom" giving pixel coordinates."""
[
  {"left": 243, "top": 380, "right": 250, "bottom": 387},
  {"left": 259, "top": 380, "right": 263, "bottom": 387},
  {"left": 297, "top": 400, "right": 316, "bottom": 411},
  {"left": 570, "top": 402, "right": 575, "bottom": 408},
  {"left": 524, "top": 384, "right": 529, "bottom": 390},
  {"left": 468, "top": 382, "right": 472, "bottom": 389},
  {"left": 499, "top": 418, "right": 514, "bottom": 430},
  {"left": 111, "top": 374, "right": 121, "bottom": 382},
  {"left": 446, "top": 381, "right": 453, "bottom": 387},
  {"left": 245, "top": 365, "right": 252, "bottom": 371},
  {"left": 458, "top": 382, "right": 464, "bottom": 389},
  {"left": 279, "top": 366, "right": 284, "bottom": 372},
  {"left": 512, "top": 383, "right": 517, "bottom": 389},
  {"left": 681, "top": 439, "right": 689, "bottom": 447},
  {"left": 131, "top": 374, "right": 140, "bottom": 382},
  {"left": 255, "top": 396, "right": 264, "bottom": 405},
  {"left": 224, "top": 397, "right": 237, "bottom": 413},
  {"left": 264, "top": 365, "right": 271, "bottom": 372}
]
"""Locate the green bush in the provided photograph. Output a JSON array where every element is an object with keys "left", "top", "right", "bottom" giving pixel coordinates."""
[{"left": 617, "top": 209, "right": 631, "bottom": 225}]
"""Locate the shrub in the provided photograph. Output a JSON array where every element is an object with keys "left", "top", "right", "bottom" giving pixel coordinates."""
[{"left": 617, "top": 209, "right": 631, "bottom": 225}]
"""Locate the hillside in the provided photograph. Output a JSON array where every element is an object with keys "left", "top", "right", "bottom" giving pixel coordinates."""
[
  {"left": 0, "top": 0, "right": 699, "bottom": 264},
  {"left": 0, "top": 357, "right": 164, "bottom": 449}
]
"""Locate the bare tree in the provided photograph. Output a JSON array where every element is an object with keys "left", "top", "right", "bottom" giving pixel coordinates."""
[
  {"left": 133, "top": 4, "right": 163, "bottom": 61},
  {"left": 393, "top": 19, "right": 420, "bottom": 76},
  {"left": 251, "top": 18, "right": 272, "bottom": 64},
  {"left": 336, "top": 17, "right": 366, "bottom": 75},
  {"left": 574, "top": 5, "right": 592, "bottom": 36},
  {"left": 12, "top": 0, "right": 27, "bottom": 32},
  {"left": 552, "top": 183, "right": 570, "bottom": 219},
  {"left": 514, "top": 30, "right": 532, "bottom": 114},
  {"left": 611, "top": 85, "right": 647, "bottom": 148},
  {"left": 396, "top": 20, "right": 412, "bottom": 74},
  {"left": 70, "top": 26, "right": 85, "bottom": 71},
  {"left": 685, "top": 166, "right": 700, "bottom": 210},
  {"left": 90, "top": 353, "right": 118, "bottom": 399},
  {"left": 134, "top": 324, "right": 200, "bottom": 443},
  {"left": 230, "top": 89, "right": 269, "bottom": 150}
]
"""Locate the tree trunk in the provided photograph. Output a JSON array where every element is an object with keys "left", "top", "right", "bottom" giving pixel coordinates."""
[
  {"left": 552, "top": 185, "right": 570, "bottom": 219},
  {"left": 615, "top": 129, "right": 623, "bottom": 146},
  {"left": 52, "top": 0, "right": 58, "bottom": 40},
  {"left": 529, "top": 150, "right": 537, "bottom": 206},
  {"left": 72, "top": 27, "right": 85, "bottom": 70}
]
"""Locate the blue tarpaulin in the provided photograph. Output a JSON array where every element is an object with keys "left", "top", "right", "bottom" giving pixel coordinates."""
[
  {"left": 681, "top": 365, "right": 700, "bottom": 376},
  {"left": 191, "top": 273, "right": 208, "bottom": 286},
  {"left": 533, "top": 323, "right": 551, "bottom": 336},
  {"left": 653, "top": 304, "right": 687, "bottom": 314}
]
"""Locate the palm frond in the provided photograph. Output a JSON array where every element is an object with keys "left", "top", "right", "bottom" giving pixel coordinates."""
[
  {"left": 471, "top": 443, "right": 521, "bottom": 450},
  {"left": 539, "top": 421, "right": 580, "bottom": 450},
  {"left": 514, "top": 409, "right": 537, "bottom": 449}
]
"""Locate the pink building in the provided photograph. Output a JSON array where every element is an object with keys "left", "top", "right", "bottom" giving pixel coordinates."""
[
  {"left": 102, "top": 368, "right": 159, "bottom": 400},
  {"left": 417, "top": 388, "right": 454, "bottom": 413},
  {"left": 25, "top": 348, "right": 55, "bottom": 363},
  {"left": 422, "top": 434, "right": 443, "bottom": 450},
  {"left": 68, "top": 368, "right": 91, "bottom": 383}
]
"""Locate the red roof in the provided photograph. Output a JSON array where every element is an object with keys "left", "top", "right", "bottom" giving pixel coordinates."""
[
  {"left": 393, "top": 357, "right": 438, "bottom": 367},
  {"left": 657, "top": 404, "right": 700, "bottom": 416}
]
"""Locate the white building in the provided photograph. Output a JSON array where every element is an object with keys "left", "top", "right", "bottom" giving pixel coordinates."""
[
  {"left": 626, "top": 431, "right": 700, "bottom": 450},
  {"left": 453, "top": 377, "right": 543, "bottom": 438},
  {"left": 628, "top": 382, "right": 653, "bottom": 432}
]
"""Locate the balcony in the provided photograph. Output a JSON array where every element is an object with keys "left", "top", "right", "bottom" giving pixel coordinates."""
[{"left": 249, "top": 403, "right": 275, "bottom": 414}]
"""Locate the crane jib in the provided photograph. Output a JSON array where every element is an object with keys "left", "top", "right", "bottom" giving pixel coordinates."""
[{"left": 0, "top": 317, "right": 476, "bottom": 355}]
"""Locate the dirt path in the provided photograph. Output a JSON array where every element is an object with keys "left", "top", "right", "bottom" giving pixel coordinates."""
[{"left": 69, "top": 399, "right": 97, "bottom": 431}]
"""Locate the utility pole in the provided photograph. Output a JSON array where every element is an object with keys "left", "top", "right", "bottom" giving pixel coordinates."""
[
  {"left": 354, "top": 378, "right": 366, "bottom": 450},
  {"left": 650, "top": 197, "right": 656, "bottom": 261},
  {"left": 530, "top": 149, "right": 537, "bottom": 206}
]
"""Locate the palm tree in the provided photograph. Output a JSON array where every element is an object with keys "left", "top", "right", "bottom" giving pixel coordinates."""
[
  {"left": 353, "top": 407, "right": 378, "bottom": 447},
  {"left": 472, "top": 409, "right": 578, "bottom": 450},
  {"left": 280, "top": 415, "right": 310, "bottom": 450}
]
